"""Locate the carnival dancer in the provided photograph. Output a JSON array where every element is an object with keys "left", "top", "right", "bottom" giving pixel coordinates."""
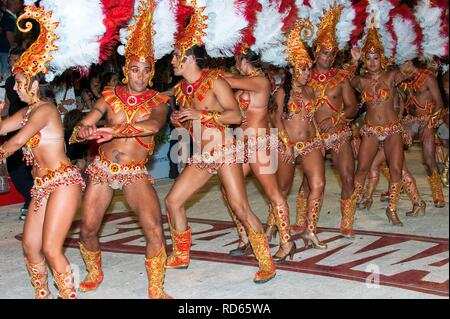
[
  {"left": 400, "top": 65, "right": 446, "bottom": 207},
  {"left": 294, "top": 4, "right": 359, "bottom": 239},
  {"left": 357, "top": 89, "right": 426, "bottom": 218},
  {"left": 70, "top": 0, "right": 173, "bottom": 298},
  {"left": 0, "top": 5, "right": 86, "bottom": 299},
  {"left": 351, "top": 3, "right": 424, "bottom": 226},
  {"left": 269, "top": 19, "right": 327, "bottom": 249},
  {"left": 165, "top": 0, "right": 276, "bottom": 284},
  {"left": 215, "top": 0, "right": 294, "bottom": 261}
]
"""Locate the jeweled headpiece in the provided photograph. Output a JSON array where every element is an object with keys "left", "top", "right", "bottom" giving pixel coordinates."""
[
  {"left": 174, "top": 0, "right": 207, "bottom": 67},
  {"left": 12, "top": 5, "right": 58, "bottom": 81},
  {"left": 361, "top": 17, "right": 388, "bottom": 68},
  {"left": 122, "top": 0, "right": 157, "bottom": 86},
  {"left": 314, "top": 3, "right": 342, "bottom": 53},
  {"left": 285, "top": 19, "right": 313, "bottom": 79}
]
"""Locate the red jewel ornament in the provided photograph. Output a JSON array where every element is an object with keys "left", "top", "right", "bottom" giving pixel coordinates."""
[
  {"left": 312, "top": 68, "right": 338, "bottom": 83},
  {"left": 181, "top": 70, "right": 210, "bottom": 96}
]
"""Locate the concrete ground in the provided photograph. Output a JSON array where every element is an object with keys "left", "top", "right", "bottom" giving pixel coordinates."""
[{"left": 0, "top": 145, "right": 448, "bottom": 299}]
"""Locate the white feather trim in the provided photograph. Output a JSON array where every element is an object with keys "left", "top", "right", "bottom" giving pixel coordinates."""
[
  {"left": 415, "top": 0, "right": 448, "bottom": 59},
  {"left": 154, "top": 0, "right": 178, "bottom": 59},
  {"left": 295, "top": 0, "right": 310, "bottom": 20},
  {"left": 441, "top": 63, "right": 449, "bottom": 74},
  {"left": 392, "top": 15, "right": 418, "bottom": 64},
  {"left": 262, "top": 46, "right": 288, "bottom": 67},
  {"left": 40, "top": 0, "right": 105, "bottom": 82},
  {"left": 357, "top": 0, "right": 395, "bottom": 58},
  {"left": 203, "top": 0, "right": 247, "bottom": 58},
  {"left": 251, "top": 0, "right": 287, "bottom": 55},
  {"left": 24, "top": 0, "right": 37, "bottom": 5}
]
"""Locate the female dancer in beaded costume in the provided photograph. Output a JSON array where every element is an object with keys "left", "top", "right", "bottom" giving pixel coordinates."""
[
  {"left": 269, "top": 20, "right": 327, "bottom": 250},
  {"left": 221, "top": 50, "right": 295, "bottom": 261},
  {"left": 0, "top": 6, "right": 85, "bottom": 299}
]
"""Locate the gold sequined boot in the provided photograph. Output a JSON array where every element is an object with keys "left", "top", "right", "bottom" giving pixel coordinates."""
[
  {"left": 428, "top": 171, "right": 446, "bottom": 208},
  {"left": 291, "top": 187, "right": 307, "bottom": 233},
  {"left": 165, "top": 225, "right": 192, "bottom": 269},
  {"left": 79, "top": 242, "right": 103, "bottom": 292},
  {"left": 52, "top": 268, "right": 76, "bottom": 299},
  {"left": 340, "top": 195, "right": 357, "bottom": 238},
  {"left": 386, "top": 182, "right": 403, "bottom": 226},
  {"left": 302, "top": 198, "right": 327, "bottom": 249},
  {"left": 402, "top": 170, "right": 426, "bottom": 217},
  {"left": 272, "top": 203, "right": 296, "bottom": 262},
  {"left": 145, "top": 246, "right": 172, "bottom": 299},
  {"left": 25, "top": 258, "right": 53, "bottom": 299},
  {"left": 246, "top": 224, "right": 276, "bottom": 284}
]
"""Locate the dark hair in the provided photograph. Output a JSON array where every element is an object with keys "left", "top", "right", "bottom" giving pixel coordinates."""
[
  {"left": 283, "top": 69, "right": 293, "bottom": 115},
  {"left": 185, "top": 45, "right": 208, "bottom": 69},
  {"left": 241, "top": 49, "right": 264, "bottom": 69},
  {"left": 101, "top": 71, "right": 118, "bottom": 91},
  {"left": 63, "top": 109, "right": 84, "bottom": 131}
]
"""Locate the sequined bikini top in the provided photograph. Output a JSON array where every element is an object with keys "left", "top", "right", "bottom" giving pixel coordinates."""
[{"left": 362, "top": 87, "right": 390, "bottom": 104}]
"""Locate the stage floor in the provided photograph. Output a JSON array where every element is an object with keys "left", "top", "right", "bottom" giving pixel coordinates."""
[{"left": 0, "top": 145, "right": 448, "bottom": 299}]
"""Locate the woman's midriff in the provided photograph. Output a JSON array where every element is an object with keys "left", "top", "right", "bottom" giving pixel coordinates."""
[
  {"left": 365, "top": 101, "right": 399, "bottom": 126},
  {"left": 283, "top": 116, "right": 317, "bottom": 142}
]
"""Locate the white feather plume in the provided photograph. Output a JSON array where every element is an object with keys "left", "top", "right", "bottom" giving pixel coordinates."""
[
  {"left": 392, "top": 15, "right": 419, "bottom": 64},
  {"left": 357, "top": 0, "right": 395, "bottom": 58},
  {"left": 154, "top": 0, "right": 178, "bottom": 59},
  {"left": 40, "top": 0, "right": 105, "bottom": 82},
  {"left": 24, "top": 0, "right": 37, "bottom": 5},
  {"left": 414, "top": 0, "right": 448, "bottom": 59},
  {"left": 251, "top": 0, "right": 287, "bottom": 55},
  {"left": 295, "top": 0, "right": 310, "bottom": 20},
  {"left": 203, "top": 0, "right": 247, "bottom": 58}
]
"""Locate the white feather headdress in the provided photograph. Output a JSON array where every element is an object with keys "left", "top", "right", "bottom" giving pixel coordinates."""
[
  {"left": 414, "top": 0, "right": 449, "bottom": 60},
  {"left": 40, "top": 0, "right": 106, "bottom": 82},
  {"left": 357, "top": 0, "right": 396, "bottom": 59}
]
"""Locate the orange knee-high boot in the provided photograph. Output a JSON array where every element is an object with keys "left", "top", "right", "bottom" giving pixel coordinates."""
[
  {"left": 79, "top": 242, "right": 103, "bottom": 292},
  {"left": 428, "top": 171, "right": 446, "bottom": 208},
  {"left": 302, "top": 198, "right": 327, "bottom": 249},
  {"left": 145, "top": 246, "right": 172, "bottom": 299},
  {"left": 272, "top": 203, "right": 296, "bottom": 261},
  {"left": 165, "top": 225, "right": 192, "bottom": 269},
  {"left": 386, "top": 182, "right": 403, "bottom": 226},
  {"left": 246, "top": 224, "right": 276, "bottom": 284},
  {"left": 340, "top": 195, "right": 357, "bottom": 238},
  {"left": 25, "top": 258, "right": 53, "bottom": 299},
  {"left": 291, "top": 187, "right": 307, "bottom": 233},
  {"left": 402, "top": 170, "right": 426, "bottom": 217},
  {"left": 52, "top": 268, "right": 76, "bottom": 299}
]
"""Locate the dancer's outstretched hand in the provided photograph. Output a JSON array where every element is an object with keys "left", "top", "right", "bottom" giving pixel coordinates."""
[{"left": 92, "top": 127, "right": 113, "bottom": 143}]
